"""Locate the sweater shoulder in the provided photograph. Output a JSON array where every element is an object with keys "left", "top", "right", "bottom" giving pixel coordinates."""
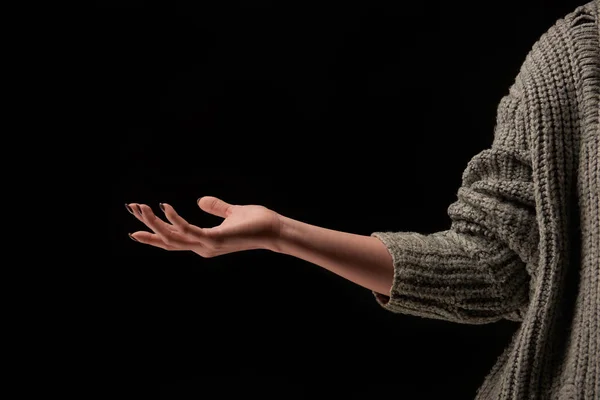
[
  {"left": 509, "top": 1, "right": 600, "bottom": 145},
  {"left": 518, "top": 1, "right": 599, "bottom": 85}
]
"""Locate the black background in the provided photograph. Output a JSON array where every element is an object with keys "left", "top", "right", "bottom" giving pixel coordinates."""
[{"left": 96, "top": 0, "right": 587, "bottom": 398}]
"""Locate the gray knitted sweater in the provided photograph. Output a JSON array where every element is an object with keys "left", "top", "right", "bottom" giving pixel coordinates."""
[{"left": 371, "top": 1, "right": 600, "bottom": 399}]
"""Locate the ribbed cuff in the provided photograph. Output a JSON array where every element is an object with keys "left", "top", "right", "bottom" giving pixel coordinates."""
[
  {"left": 369, "top": 230, "right": 515, "bottom": 324},
  {"left": 371, "top": 231, "right": 458, "bottom": 319}
]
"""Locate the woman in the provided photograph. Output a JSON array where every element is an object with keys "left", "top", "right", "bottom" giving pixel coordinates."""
[{"left": 125, "top": 1, "right": 599, "bottom": 398}]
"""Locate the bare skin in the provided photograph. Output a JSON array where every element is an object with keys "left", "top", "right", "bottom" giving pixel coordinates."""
[{"left": 126, "top": 196, "right": 395, "bottom": 297}]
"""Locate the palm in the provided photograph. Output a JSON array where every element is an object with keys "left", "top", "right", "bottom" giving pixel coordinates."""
[
  {"left": 216, "top": 205, "right": 280, "bottom": 244},
  {"left": 126, "top": 196, "right": 281, "bottom": 257}
]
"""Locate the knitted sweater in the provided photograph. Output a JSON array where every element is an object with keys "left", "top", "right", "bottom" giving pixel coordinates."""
[{"left": 371, "top": 1, "right": 600, "bottom": 399}]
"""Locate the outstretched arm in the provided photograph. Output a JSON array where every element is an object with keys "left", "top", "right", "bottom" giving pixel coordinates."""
[
  {"left": 129, "top": 83, "right": 538, "bottom": 328},
  {"left": 126, "top": 197, "right": 396, "bottom": 296}
]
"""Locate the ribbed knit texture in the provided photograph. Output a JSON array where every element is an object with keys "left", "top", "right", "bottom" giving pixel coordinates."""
[{"left": 371, "top": 1, "right": 600, "bottom": 399}]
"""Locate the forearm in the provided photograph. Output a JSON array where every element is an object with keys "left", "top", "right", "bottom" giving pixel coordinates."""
[{"left": 272, "top": 214, "right": 394, "bottom": 296}]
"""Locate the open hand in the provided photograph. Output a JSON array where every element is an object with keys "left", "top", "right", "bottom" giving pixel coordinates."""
[{"left": 126, "top": 196, "right": 282, "bottom": 257}]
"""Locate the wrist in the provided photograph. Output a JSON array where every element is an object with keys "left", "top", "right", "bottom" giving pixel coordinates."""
[{"left": 269, "top": 213, "right": 294, "bottom": 254}]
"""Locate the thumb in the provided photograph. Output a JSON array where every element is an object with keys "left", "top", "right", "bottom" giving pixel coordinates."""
[{"left": 197, "top": 196, "right": 233, "bottom": 218}]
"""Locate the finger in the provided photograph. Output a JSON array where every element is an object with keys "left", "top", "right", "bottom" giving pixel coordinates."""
[
  {"left": 126, "top": 203, "right": 144, "bottom": 221},
  {"left": 128, "top": 203, "right": 179, "bottom": 232},
  {"left": 197, "top": 196, "right": 233, "bottom": 218},
  {"left": 129, "top": 231, "right": 182, "bottom": 251},
  {"left": 125, "top": 203, "right": 135, "bottom": 215},
  {"left": 138, "top": 204, "right": 193, "bottom": 248},
  {"left": 159, "top": 203, "right": 205, "bottom": 237}
]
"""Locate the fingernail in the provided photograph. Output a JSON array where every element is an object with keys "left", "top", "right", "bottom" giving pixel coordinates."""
[
  {"left": 197, "top": 197, "right": 202, "bottom": 204},
  {"left": 125, "top": 203, "right": 134, "bottom": 215},
  {"left": 159, "top": 203, "right": 165, "bottom": 212},
  {"left": 128, "top": 233, "right": 138, "bottom": 242}
]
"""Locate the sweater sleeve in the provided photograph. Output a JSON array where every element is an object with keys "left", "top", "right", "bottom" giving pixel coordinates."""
[{"left": 371, "top": 76, "right": 539, "bottom": 324}]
